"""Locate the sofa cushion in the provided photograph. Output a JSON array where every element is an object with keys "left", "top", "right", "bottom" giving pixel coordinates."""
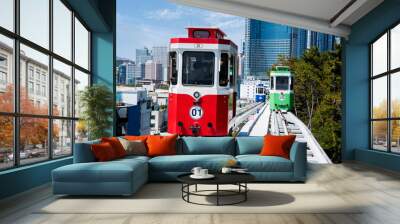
[
  {"left": 91, "top": 142, "right": 118, "bottom": 162},
  {"left": 53, "top": 158, "right": 147, "bottom": 183},
  {"left": 147, "top": 134, "right": 178, "bottom": 157},
  {"left": 260, "top": 135, "right": 296, "bottom": 159},
  {"left": 101, "top": 137, "right": 127, "bottom": 158},
  {"left": 235, "top": 137, "right": 264, "bottom": 155},
  {"left": 181, "top": 137, "right": 235, "bottom": 155},
  {"left": 124, "top": 135, "right": 149, "bottom": 141},
  {"left": 236, "top": 155, "right": 293, "bottom": 172},
  {"left": 119, "top": 138, "right": 147, "bottom": 156},
  {"left": 149, "top": 154, "right": 235, "bottom": 172}
]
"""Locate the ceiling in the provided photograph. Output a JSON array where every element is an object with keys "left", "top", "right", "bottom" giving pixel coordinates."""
[{"left": 170, "top": 0, "right": 384, "bottom": 37}]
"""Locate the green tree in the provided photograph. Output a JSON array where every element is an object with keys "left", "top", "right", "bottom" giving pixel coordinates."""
[
  {"left": 79, "top": 84, "right": 114, "bottom": 140},
  {"left": 279, "top": 46, "right": 342, "bottom": 162}
]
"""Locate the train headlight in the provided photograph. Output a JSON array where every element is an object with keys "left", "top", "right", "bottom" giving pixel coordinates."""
[
  {"left": 193, "top": 91, "right": 201, "bottom": 99},
  {"left": 279, "top": 92, "right": 285, "bottom": 100}
]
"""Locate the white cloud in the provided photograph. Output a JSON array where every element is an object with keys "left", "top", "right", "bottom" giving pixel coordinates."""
[
  {"left": 146, "top": 8, "right": 184, "bottom": 20},
  {"left": 203, "top": 12, "right": 243, "bottom": 29}
]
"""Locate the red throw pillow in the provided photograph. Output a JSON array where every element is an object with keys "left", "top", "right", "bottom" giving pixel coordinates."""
[
  {"left": 260, "top": 135, "right": 296, "bottom": 159},
  {"left": 101, "top": 137, "right": 126, "bottom": 158},
  {"left": 146, "top": 134, "right": 178, "bottom": 157},
  {"left": 91, "top": 142, "right": 117, "bottom": 162}
]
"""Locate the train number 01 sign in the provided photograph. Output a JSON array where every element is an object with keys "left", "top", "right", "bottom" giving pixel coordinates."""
[{"left": 189, "top": 106, "right": 203, "bottom": 120}]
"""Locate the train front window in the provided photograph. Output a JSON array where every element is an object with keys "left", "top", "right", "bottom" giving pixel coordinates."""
[
  {"left": 219, "top": 53, "right": 229, "bottom": 86},
  {"left": 169, "top": 52, "right": 177, "bottom": 85},
  {"left": 193, "top": 30, "right": 210, "bottom": 38},
  {"left": 275, "top": 76, "right": 289, "bottom": 90},
  {"left": 182, "top": 51, "right": 214, "bottom": 86}
]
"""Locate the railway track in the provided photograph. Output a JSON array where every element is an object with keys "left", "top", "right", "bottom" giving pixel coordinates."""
[{"left": 246, "top": 103, "right": 332, "bottom": 164}]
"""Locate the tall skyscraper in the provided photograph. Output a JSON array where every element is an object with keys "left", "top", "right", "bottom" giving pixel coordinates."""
[
  {"left": 136, "top": 47, "right": 152, "bottom": 64},
  {"left": 144, "top": 60, "right": 163, "bottom": 82},
  {"left": 135, "top": 47, "right": 152, "bottom": 80},
  {"left": 117, "top": 62, "right": 136, "bottom": 85},
  {"left": 291, "top": 28, "right": 308, "bottom": 59},
  {"left": 244, "top": 19, "right": 292, "bottom": 77},
  {"left": 243, "top": 19, "right": 338, "bottom": 78},
  {"left": 308, "top": 31, "right": 336, "bottom": 52},
  {"left": 152, "top": 46, "right": 169, "bottom": 81}
]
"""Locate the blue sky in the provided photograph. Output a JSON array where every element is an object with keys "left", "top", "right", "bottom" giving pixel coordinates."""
[{"left": 117, "top": 0, "right": 245, "bottom": 60}]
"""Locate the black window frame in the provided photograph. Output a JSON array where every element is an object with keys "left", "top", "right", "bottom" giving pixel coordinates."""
[
  {"left": 0, "top": 0, "right": 92, "bottom": 171},
  {"left": 370, "top": 21, "right": 400, "bottom": 154}
]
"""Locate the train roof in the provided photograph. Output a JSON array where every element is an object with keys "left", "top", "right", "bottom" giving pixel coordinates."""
[
  {"left": 169, "top": 27, "right": 237, "bottom": 49},
  {"left": 270, "top": 66, "right": 292, "bottom": 76}
]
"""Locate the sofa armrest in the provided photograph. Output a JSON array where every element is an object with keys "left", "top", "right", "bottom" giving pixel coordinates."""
[
  {"left": 289, "top": 141, "right": 307, "bottom": 181},
  {"left": 73, "top": 140, "right": 100, "bottom": 163}
]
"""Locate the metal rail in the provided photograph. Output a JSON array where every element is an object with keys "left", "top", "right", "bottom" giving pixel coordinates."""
[{"left": 243, "top": 106, "right": 332, "bottom": 164}]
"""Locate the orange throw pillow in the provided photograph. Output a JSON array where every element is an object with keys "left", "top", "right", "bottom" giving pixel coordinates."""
[
  {"left": 91, "top": 142, "right": 117, "bottom": 162},
  {"left": 146, "top": 134, "right": 178, "bottom": 157},
  {"left": 124, "top": 135, "right": 148, "bottom": 141},
  {"left": 260, "top": 135, "right": 296, "bottom": 159},
  {"left": 101, "top": 137, "right": 126, "bottom": 158}
]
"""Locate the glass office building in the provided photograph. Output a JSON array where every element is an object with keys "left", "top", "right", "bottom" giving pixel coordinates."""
[
  {"left": 244, "top": 19, "right": 292, "bottom": 77},
  {"left": 244, "top": 19, "right": 337, "bottom": 78}
]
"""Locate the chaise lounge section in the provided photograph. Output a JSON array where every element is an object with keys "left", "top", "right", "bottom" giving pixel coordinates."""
[{"left": 52, "top": 136, "right": 307, "bottom": 196}]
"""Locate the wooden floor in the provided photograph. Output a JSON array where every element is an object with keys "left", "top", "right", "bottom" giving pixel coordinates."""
[{"left": 1, "top": 162, "right": 400, "bottom": 224}]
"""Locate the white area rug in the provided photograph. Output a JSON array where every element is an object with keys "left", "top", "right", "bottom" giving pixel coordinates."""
[{"left": 38, "top": 183, "right": 361, "bottom": 214}]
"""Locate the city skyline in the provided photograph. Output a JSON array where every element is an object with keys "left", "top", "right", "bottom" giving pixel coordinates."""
[{"left": 117, "top": 0, "right": 245, "bottom": 61}]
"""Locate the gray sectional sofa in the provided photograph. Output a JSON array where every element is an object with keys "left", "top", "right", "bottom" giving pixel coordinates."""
[{"left": 52, "top": 136, "right": 307, "bottom": 196}]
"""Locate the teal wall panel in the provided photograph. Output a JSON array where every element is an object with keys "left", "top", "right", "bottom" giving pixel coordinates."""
[
  {"left": 355, "top": 149, "right": 400, "bottom": 172},
  {"left": 92, "top": 32, "right": 116, "bottom": 135},
  {"left": 343, "top": 0, "right": 400, "bottom": 171},
  {"left": 0, "top": 158, "right": 72, "bottom": 199}
]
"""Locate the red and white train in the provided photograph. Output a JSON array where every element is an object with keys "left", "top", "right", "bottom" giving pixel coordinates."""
[{"left": 167, "top": 27, "right": 238, "bottom": 136}]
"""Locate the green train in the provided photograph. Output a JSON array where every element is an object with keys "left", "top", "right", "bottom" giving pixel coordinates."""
[{"left": 269, "top": 66, "right": 294, "bottom": 111}]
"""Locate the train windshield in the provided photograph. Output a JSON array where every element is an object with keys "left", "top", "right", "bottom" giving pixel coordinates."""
[
  {"left": 182, "top": 51, "right": 214, "bottom": 86},
  {"left": 275, "top": 76, "right": 289, "bottom": 90}
]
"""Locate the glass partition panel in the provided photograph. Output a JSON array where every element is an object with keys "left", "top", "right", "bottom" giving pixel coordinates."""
[
  {"left": 0, "top": 35, "right": 14, "bottom": 112},
  {"left": 20, "top": 44, "right": 49, "bottom": 115},
  {"left": 0, "top": 116, "right": 14, "bottom": 170},
  {"left": 74, "top": 69, "right": 89, "bottom": 118},
  {"left": 0, "top": 0, "right": 14, "bottom": 31},
  {"left": 372, "top": 76, "right": 387, "bottom": 119},
  {"left": 53, "top": 119, "right": 72, "bottom": 157},
  {"left": 53, "top": 59, "right": 72, "bottom": 117},
  {"left": 20, "top": 0, "right": 49, "bottom": 49},
  {"left": 20, "top": 117, "right": 49, "bottom": 165},
  {"left": 372, "top": 33, "right": 387, "bottom": 76},
  {"left": 53, "top": 0, "right": 72, "bottom": 60},
  {"left": 391, "top": 24, "right": 400, "bottom": 70},
  {"left": 74, "top": 18, "right": 89, "bottom": 70},
  {"left": 372, "top": 120, "right": 388, "bottom": 151}
]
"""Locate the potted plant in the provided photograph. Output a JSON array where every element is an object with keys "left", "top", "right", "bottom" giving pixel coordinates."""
[{"left": 79, "top": 84, "right": 113, "bottom": 140}]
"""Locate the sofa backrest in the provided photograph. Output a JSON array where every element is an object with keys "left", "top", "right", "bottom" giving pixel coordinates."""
[
  {"left": 73, "top": 140, "right": 100, "bottom": 163},
  {"left": 180, "top": 137, "right": 235, "bottom": 155},
  {"left": 235, "top": 136, "right": 264, "bottom": 155}
]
